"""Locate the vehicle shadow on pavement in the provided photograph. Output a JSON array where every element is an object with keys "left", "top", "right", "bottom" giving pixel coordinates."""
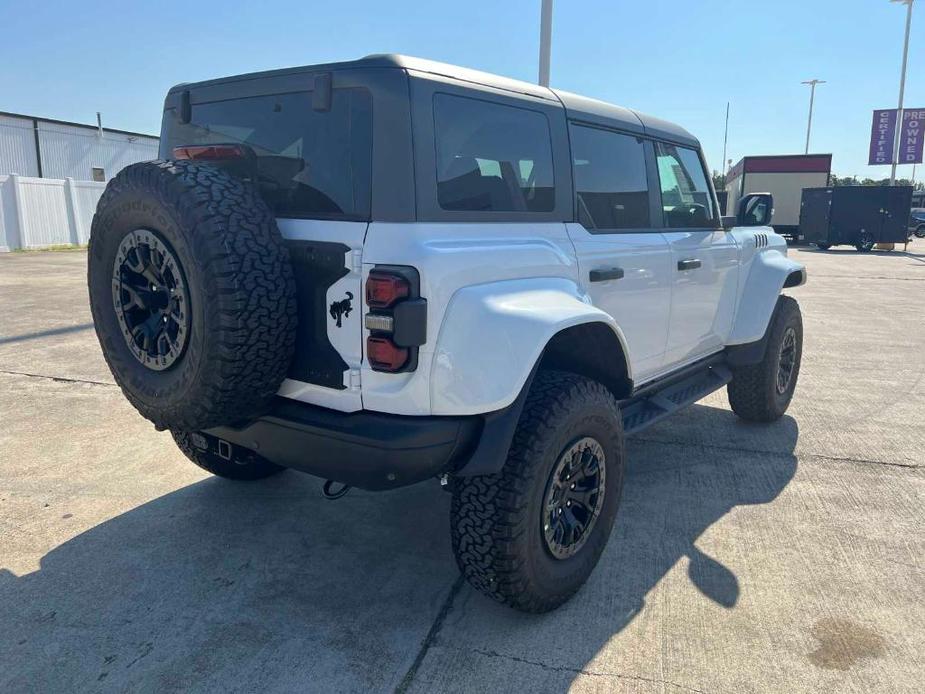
[
  {"left": 424, "top": 403, "right": 800, "bottom": 692},
  {"left": 0, "top": 404, "right": 798, "bottom": 692}
]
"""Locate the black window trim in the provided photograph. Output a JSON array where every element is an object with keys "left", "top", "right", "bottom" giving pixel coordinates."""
[{"left": 567, "top": 120, "right": 654, "bottom": 235}]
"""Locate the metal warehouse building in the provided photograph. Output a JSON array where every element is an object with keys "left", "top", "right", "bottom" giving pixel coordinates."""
[
  {"left": 0, "top": 112, "right": 159, "bottom": 251},
  {"left": 0, "top": 111, "right": 158, "bottom": 182}
]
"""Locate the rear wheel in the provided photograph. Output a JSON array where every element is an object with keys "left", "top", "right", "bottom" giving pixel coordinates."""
[
  {"left": 855, "top": 230, "right": 875, "bottom": 252},
  {"left": 451, "top": 371, "right": 625, "bottom": 613},
  {"left": 815, "top": 242, "right": 831, "bottom": 251},
  {"left": 728, "top": 296, "right": 803, "bottom": 422}
]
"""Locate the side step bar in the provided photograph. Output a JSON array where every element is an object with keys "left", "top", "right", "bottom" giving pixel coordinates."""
[{"left": 620, "top": 363, "right": 732, "bottom": 436}]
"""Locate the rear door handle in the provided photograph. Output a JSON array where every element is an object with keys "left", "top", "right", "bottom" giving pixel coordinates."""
[
  {"left": 677, "top": 259, "right": 702, "bottom": 271},
  {"left": 589, "top": 267, "right": 625, "bottom": 282}
]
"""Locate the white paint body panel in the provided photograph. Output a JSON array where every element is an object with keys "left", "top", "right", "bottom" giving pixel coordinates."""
[
  {"left": 661, "top": 230, "right": 740, "bottom": 366},
  {"left": 564, "top": 223, "right": 671, "bottom": 382},
  {"left": 273, "top": 217, "right": 803, "bottom": 417}
]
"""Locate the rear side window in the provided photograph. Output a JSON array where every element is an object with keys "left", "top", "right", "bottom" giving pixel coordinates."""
[
  {"left": 570, "top": 124, "right": 649, "bottom": 230},
  {"left": 434, "top": 94, "right": 554, "bottom": 212},
  {"left": 655, "top": 142, "right": 715, "bottom": 228},
  {"left": 166, "top": 88, "right": 372, "bottom": 220}
]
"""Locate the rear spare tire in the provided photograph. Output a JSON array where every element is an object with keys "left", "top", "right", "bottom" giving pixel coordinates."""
[{"left": 88, "top": 160, "right": 297, "bottom": 431}]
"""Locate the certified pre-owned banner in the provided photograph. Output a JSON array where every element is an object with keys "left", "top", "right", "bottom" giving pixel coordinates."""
[{"left": 869, "top": 108, "right": 925, "bottom": 165}]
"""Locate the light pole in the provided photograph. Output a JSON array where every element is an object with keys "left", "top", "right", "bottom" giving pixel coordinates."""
[
  {"left": 889, "top": 0, "right": 915, "bottom": 186},
  {"left": 801, "top": 79, "right": 825, "bottom": 154},
  {"left": 538, "top": 0, "right": 553, "bottom": 86}
]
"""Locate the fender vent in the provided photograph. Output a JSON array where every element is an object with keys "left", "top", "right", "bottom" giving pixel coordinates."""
[{"left": 755, "top": 233, "right": 768, "bottom": 248}]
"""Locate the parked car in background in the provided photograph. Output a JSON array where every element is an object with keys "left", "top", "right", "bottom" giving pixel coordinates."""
[{"left": 910, "top": 208, "right": 925, "bottom": 238}]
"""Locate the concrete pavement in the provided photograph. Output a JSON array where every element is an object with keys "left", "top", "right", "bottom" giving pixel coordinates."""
[{"left": 1, "top": 246, "right": 923, "bottom": 693}]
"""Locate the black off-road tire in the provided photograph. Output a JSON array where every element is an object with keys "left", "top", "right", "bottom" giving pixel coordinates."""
[
  {"left": 727, "top": 295, "right": 803, "bottom": 422},
  {"left": 172, "top": 431, "right": 284, "bottom": 481},
  {"left": 451, "top": 371, "right": 625, "bottom": 613},
  {"left": 88, "top": 160, "right": 297, "bottom": 431}
]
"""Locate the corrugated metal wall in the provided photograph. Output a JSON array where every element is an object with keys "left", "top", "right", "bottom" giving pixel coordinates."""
[
  {"left": 0, "top": 114, "right": 158, "bottom": 182},
  {"left": 37, "top": 121, "right": 158, "bottom": 181},
  {"left": 0, "top": 115, "right": 40, "bottom": 176}
]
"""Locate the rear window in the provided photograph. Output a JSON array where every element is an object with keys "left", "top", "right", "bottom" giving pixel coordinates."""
[
  {"left": 164, "top": 88, "right": 372, "bottom": 220},
  {"left": 434, "top": 94, "right": 555, "bottom": 213}
]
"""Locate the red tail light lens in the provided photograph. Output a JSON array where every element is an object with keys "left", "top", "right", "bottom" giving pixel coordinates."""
[
  {"left": 367, "top": 336, "right": 409, "bottom": 371},
  {"left": 366, "top": 272, "right": 410, "bottom": 308},
  {"left": 172, "top": 144, "right": 247, "bottom": 161}
]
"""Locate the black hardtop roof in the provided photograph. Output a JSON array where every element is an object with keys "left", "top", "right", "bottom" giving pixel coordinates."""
[{"left": 168, "top": 54, "right": 698, "bottom": 147}]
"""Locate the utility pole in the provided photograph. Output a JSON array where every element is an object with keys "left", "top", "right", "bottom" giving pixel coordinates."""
[
  {"left": 801, "top": 79, "right": 825, "bottom": 154},
  {"left": 538, "top": 0, "right": 553, "bottom": 86},
  {"left": 721, "top": 102, "right": 730, "bottom": 187},
  {"left": 889, "top": 0, "right": 915, "bottom": 186}
]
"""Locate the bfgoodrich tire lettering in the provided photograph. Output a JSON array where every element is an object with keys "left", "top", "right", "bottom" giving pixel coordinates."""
[
  {"left": 727, "top": 295, "right": 803, "bottom": 422},
  {"left": 451, "top": 371, "right": 626, "bottom": 613},
  {"left": 88, "top": 160, "right": 297, "bottom": 431}
]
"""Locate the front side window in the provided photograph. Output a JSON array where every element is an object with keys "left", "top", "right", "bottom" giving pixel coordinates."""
[
  {"left": 570, "top": 124, "right": 649, "bottom": 230},
  {"left": 434, "top": 94, "right": 555, "bottom": 212},
  {"left": 165, "top": 88, "right": 372, "bottom": 220},
  {"left": 655, "top": 142, "right": 715, "bottom": 228}
]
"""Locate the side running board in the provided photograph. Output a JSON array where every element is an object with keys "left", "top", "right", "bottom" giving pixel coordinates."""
[{"left": 620, "top": 364, "right": 732, "bottom": 436}]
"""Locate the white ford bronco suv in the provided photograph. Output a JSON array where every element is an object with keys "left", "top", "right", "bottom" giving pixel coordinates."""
[{"left": 88, "top": 55, "right": 805, "bottom": 613}]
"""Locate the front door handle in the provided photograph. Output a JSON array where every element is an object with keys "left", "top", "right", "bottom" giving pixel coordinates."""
[
  {"left": 589, "top": 267, "right": 625, "bottom": 282},
  {"left": 677, "top": 258, "right": 702, "bottom": 271}
]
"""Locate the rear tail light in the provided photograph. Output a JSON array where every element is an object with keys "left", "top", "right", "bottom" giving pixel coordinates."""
[
  {"left": 172, "top": 144, "right": 248, "bottom": 161},
  {"left": 364, "top": 267, "right": 425, "bottom": 373},
  {"left": 367, "top": 336, "right": 409, "bottom": 371},
  {"left": 366, "top": 271, "right": 410, "bottom": 308}
]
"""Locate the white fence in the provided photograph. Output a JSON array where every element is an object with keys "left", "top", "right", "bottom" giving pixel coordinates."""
[{"left": 0, "top": 175, "right": 104, "bottom": 251}]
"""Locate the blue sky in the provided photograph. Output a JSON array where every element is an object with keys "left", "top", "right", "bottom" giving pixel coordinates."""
[{"left": 1, "top": 0, "right": 922, "bottom": 180}]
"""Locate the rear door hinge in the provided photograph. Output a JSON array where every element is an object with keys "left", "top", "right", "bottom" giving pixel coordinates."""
[
  {"left": 350, "top": 249, "right": 363, "bottom": 274},
  {"left": 348, "top": 368, "right": 362, "bottom": 391}
]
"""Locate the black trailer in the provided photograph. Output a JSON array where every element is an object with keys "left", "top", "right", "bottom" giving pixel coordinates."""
[{"left": 799, "top": 186, "right": 913, "bottom": 252}]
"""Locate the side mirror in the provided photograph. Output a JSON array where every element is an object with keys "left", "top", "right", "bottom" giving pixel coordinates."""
[
  {"left": 736, "top": 193, "right": 774, "bottom": 227},
  {"left": 721, "top": 215, "right": 737, "bottom": 229}
]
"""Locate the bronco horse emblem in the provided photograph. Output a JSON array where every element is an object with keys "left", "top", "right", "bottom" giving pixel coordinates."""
[{"left": 329, "top": 291, "right": 353, "bottom": 328}]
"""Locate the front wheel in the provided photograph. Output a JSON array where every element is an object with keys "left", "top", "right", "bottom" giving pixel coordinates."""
[
  {"left": 451, "top": 371, "right": 625, "bottom": 613},
  {"left": 915, "top": 225, "right": 925, "bottom": 239},
  {"left": 727, "top": 295, "right": 803, "bottom": 422}
]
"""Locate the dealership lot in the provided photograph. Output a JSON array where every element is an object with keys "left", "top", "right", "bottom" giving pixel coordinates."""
[{"left": 1, "top": 247, "right": 923, "bottom": 693}]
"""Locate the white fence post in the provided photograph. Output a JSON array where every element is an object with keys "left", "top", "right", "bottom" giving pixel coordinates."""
[
  {"left": 64, "top": 177, "right": 81, "bottom": 245},
  {"left": 10, "top": 174, "right": 27, "bottom": 250}
]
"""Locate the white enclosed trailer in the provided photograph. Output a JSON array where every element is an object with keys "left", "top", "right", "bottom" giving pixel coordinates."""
[{"left": 725, "top": 154, "right": 831, "bottom": 240}]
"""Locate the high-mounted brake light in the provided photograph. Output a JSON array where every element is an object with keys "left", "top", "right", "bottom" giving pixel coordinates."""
[
  {"left": 172, "top": 144, "right": 248, "bottom": 161},
  {"left": 367, "top": 336, "right": 409, "bottom": 371},
  {"left": 366, "top": 272, "right": 410, "bottom": 309}
]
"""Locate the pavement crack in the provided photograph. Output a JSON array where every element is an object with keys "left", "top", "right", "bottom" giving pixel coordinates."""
[
  {"left": 0, "top": 369, "right": 115, "bottom": 388},
  {"left": 467, "top": 647, "right": 712, "bottom": 693},
  {"left": 633, "top": 435, "right": 921, "bottom": 471},
  {"left": 394, "top": 575, "right": 465, "bottom": 694}
]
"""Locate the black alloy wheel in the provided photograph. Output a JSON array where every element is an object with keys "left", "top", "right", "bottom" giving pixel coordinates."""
[
  {"left": 541, "top": 436, "right": 607, "bottom": 560},
  {"left": 776, "top": 326, "right": 798, "bottom": 396},
  {"left": 112, "top": 228, "right": 190, "bottom": 371}
]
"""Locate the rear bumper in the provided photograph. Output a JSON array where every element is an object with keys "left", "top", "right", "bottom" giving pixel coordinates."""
[{"left": 206, "top": 398, "right": 482, "bottom": 490}]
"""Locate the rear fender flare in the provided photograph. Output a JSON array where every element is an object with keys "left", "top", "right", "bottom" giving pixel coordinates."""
[{"left": 429, "top": 277, "right": 630, "bottom": 415}]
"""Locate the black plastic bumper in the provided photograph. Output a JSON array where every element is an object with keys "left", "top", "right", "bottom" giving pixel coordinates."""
[{"left": 205, "top": 397, "right": 482, "bottom": 490}]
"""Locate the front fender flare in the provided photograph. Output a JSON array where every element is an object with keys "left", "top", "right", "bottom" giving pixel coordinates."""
[
  {"left": 429, "top": 277, "right": 629, "bottom": 415},
  {"left": 728, "top": 249, "right": 805, "bottom": 345}
]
